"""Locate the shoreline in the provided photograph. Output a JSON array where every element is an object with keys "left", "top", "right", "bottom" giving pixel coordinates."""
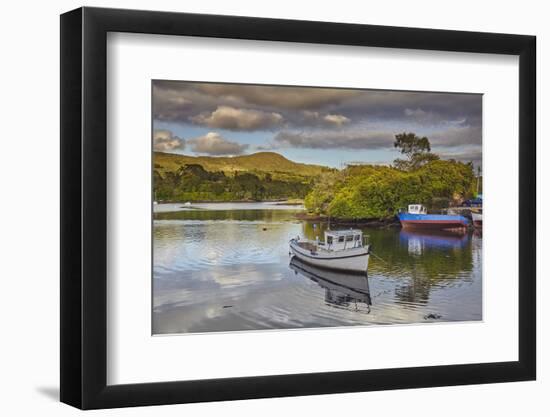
[
  {"left": 155, "top": 199, "right": 304, "bottom": 204},
  {"left": 294, "top": 212, "right": 401, "bottom": 228},
  {"left": 157, "top": 200, "right": 399, "bottom": 228},
  {"left": 156, "top": 201, "right": 475, "bottom": 230}
]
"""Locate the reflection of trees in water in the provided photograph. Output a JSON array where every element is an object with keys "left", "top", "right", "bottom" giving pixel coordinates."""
[
  {"left": 301, "top": 221, "right": 475, "bottom": 307},
  {"left": 155, "top": 215, "right": 475, "bottom": 309},
  {"left": 302, "top": 221, "right": 326, "bottom": 241},
  {"left": 155, "top": 208, "right": 299, "bottom": 222},
  {"left": 154, "top": 219, "right": 208, "bottom": 243},
  {"left": 377, "top": 229, "right": 474, "bottom": 306},
  {"left": 154, "top": 209, "right": 302, "bottom": 269},
  {"left": 393, "top": 263, "right": 437, "bottom": 306},
  {"left": 155, "top": 209, "right": 299, "bottom": 254}
]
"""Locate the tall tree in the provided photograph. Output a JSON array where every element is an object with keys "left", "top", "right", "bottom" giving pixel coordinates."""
[{"left": 393, "top": 132, "right": 439, "bottom": 171}]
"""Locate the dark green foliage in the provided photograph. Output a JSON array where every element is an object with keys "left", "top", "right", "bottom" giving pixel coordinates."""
[
  {"left": 153, "top": 139, "right": 477, "bottom": 211},
  {"left": 153, "top": 151, "right": 333, "bottom": 202},
  {"left": 305, "top": 159, "right": 476, "bottom": 220},
  {"left": 394, "top": 132, "right": 431, "bottom": 155},
  {"left": 393, "top": 132, "right": 440, "bottom": 171},
  {"left": 303, "top": 133, "right": 479, "bottom": 219},
  {"left": 154, "top": 163, "right": 311, "bottom": 202}
]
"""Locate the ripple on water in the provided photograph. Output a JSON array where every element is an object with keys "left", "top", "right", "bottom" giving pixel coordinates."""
[{"left": 153, "top": 206, "right": 482, "bottom": 334}]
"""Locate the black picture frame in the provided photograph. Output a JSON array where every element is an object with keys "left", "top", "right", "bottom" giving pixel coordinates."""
[{"left": 60, "top": 6, "right": 536, "bottom": 410}]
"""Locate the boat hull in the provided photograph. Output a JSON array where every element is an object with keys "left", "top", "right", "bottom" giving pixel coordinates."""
[
  {"left": 398, "top": 213, "right": 468, "bottom": 231},
  {"left": 289, "top": 240, "right": 369, "bottom": 273},
  {"left": 471, "top": 212, "right": 482, "bottom": 228}
]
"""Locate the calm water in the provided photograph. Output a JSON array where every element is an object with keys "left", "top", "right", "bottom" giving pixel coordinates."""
[{"left": 153, "top": 202, "right": 482, "bottom": 334}]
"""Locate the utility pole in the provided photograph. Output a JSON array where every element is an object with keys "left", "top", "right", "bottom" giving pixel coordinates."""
[{"left": 476, "top": 166, "right": 481, "bottom": 196}]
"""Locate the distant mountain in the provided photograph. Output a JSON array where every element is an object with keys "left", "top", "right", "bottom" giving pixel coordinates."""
[
  {"left": 153, "top": 152, "right": 334, "bottom": 202},
  {"left": 153, "top": 151, "right": 331, "bottom": 178}
]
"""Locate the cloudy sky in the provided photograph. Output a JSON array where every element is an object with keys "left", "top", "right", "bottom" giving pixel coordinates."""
[{"left": 152, "top": 80, "right": 482, "bottom": 169}]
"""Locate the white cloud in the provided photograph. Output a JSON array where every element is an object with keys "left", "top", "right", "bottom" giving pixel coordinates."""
[
  {"left": 273, "top": 130, "right": 394, "bottom": 150},
  {"left": 153, "top": 81, "right": 482, "bottom": 135},
  {"left": 191, "top": 106, "right": 283, "bottom": 131},
  {"left": 153, "top": 130, "right": 185, "bottom": 152},
  {"left": 188, "top": 132, "right": 249, "bottom": 155},
  {"left": 323, "top": 114, "right": 350, "bottom": 126},
  {"left": 404, "top": 108, "right": 428, "bottom": 118},
  {"left": 301, "top": 111, "right": 350, "bottom": 127}
]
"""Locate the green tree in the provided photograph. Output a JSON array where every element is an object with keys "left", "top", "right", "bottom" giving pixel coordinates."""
[
  {"left": 154, "top": 162, "right": 315, "bottom": 202},
  {"left": 304, "top": 159, "right": 476, "bottom": 220},
  {"left": 393, "top": 132, "right": 439, "bottom": 171},
  {"left": 304, "top": 171, "right": 342, "bottom": 214}
]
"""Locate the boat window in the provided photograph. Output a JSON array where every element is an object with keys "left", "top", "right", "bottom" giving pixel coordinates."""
[
  {"left": 355, "top": 235, "right": 361, "bottom": 240},
  {"left": 327, "top": 236, "right": 333, "bottom": 244},
  {"left": 338, "top": 236, "right": 345, "bottom": 243},
  {"left": 346, "top": 235, "right": 354, "bottom": 242}
]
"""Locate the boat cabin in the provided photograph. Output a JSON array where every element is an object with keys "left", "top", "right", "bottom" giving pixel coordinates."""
[
  {"left": 322, "top": 229, "right": 364, "bottom": 252},
  {"left": 407, "top": 204, "right": 427, "bottom": 215}
]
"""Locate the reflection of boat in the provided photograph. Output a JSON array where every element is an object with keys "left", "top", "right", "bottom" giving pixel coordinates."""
[
  {"left": 400, "top": 229, "right": 468, "bottom": 253},
  {"left": 398, "top": 204, "right": 468, "bottom": 231},
  {"left": 289, "top": 229, "right": 370, "bottom": 272},
  {"left": 472, "top": 212, "right": 482, "bottom": 228},
  {"left": 289, "top": 257, "right": 371, "bottom": 308}
]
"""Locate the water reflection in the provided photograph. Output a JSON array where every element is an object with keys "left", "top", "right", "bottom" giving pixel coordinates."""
[
  {"left": 289, "top": 257, "right": 371, "bottom": 312},
  {"left": 155, "top": 208, "right": 302, "bottom": 222},
  {"left": 399, "top": 229, "right": 468, "bottom": 255},
  {"left": 153, "top": 203, "right": 482, "bottom": 334}
]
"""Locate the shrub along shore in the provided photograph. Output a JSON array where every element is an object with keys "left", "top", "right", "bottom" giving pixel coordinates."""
[
  {"left": 304, "top": 159, "right": 476, "bottom": 221},
  {"left": 153, "top": 134, "right": 479, "bottom": 222}
]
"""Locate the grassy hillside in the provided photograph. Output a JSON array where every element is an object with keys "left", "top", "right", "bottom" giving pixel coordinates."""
[
  {"left": 153, "top": 151, "right": 334, "bottom": 202},
  {"left": 153, "top": 151, "right": 330, "bottom": 179}
]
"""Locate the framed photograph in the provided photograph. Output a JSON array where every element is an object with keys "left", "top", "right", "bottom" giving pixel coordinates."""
[{"left": 60, "top": 7, "right": 536, "bottom": 409}]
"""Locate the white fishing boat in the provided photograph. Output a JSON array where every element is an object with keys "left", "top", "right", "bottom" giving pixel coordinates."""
[
  {"left": 289, "top": 229, "right": 370, "bottom": 273},
  {"left": 472, "top": 211, "right": 482, "bottom": 228}
]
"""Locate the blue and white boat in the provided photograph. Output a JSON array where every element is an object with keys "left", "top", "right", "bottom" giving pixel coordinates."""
[{"left": 398, "top": 204, "right": 469, "bottom": 231}]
